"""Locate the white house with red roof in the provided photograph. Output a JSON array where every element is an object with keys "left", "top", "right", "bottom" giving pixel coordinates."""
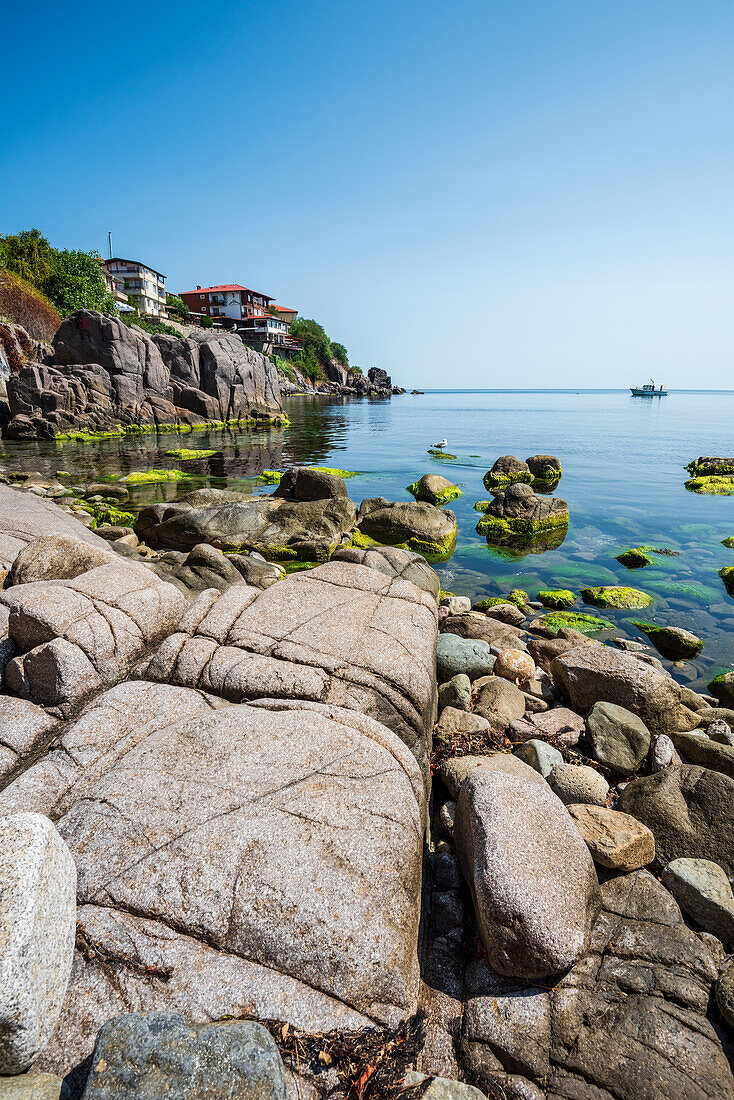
[{"left": 178, "top": 283, "right": 273, "bottom": 321}]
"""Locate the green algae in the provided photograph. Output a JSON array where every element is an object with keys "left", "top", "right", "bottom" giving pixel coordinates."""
[
  {"left": 259, "top": 470, "right": 284, "bottom": 483},
  {"left": 643, "top": 579, "right": 721, "bottom": 606},
  {"left": 629, "top": 620, "right": 703, "bottom": 659},
  {"left": 475, "top": 511, "right": 569, "bottom": 541},
  {"left": 54, "top": 414, "right": 289, "bottom": 443},
  {"left": 427, "top": 449, "right": 458, "bottom": 461},
  {"left": 406, "top": 480, "right": 462, "bottom": 506},
  {"left": 281, "top": 561, "right": 321, "bottom": 574},
  {"left": 616, "top": 548, "right": 653, "bottom": 569},
  {"left": 581, "top": 585, "right": 653, "bottom": 610},
  {"left": 723, "top": 537, "right": 734, "bottom": 549},
  {"left": 309, "top": 466, "right": 358, "bottom": 478},
  {"left": 164, "top": 448, "right": 220, "bottom": 460},
  {"left": 473, "top": 589, "right": 529, "bottom": 612},
  {"left": 686, "top": 458, "right": 734, "bottom": 476},
  {"left": 482, "top": 470, "right": 533, "bottom": 492},
  {"left": 536, "top": 588, "right": 576, "bottom": 610},
  {"left": 685, "top": 475, "right": 734, "bottom": 494},
  {"left": 122, "top": 469, "right": 196, "bottom": 485},
  {"left": 350, "top": 525, "right": 457, "bottom": 563},
  {"left": 720, "top": 566, "right": 734, "bottom": 596},
  {"left": 541, "top": 610, "right": 615, "bottom": 637},
  {"left": 87, "top": 503, "right": 136, "bottom": 528}
]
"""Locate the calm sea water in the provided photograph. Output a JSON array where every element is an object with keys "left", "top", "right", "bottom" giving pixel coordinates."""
[{"left": 3, "top": 389, "right": 734, "bottom": 690}]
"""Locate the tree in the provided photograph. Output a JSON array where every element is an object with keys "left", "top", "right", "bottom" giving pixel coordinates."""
[
  {"left": 293, "top": 344, "right": 324, "bottom": 382},
  {"left": 45, "top": 250, "right": 116, "bottom": 316},
  {"left": 289, "top": 318, "right": 332, "bottom": 368},
  {"left": 331, "top": 341, "right": 348, "bottom": 366},
  {"left": 166, "top": 293, "right": 189, "bottom": 319},
  {"left": 0, "top": 228, "right": 55, "bottom": 289}
]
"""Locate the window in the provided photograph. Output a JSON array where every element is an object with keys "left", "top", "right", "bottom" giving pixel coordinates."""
[{"left": 200, "top": 294, "right": 205, "bottom": 299}]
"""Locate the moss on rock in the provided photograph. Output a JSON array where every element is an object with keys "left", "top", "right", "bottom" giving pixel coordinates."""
[
  {"left": 536, "top": 588, "right": 576, "bottom": 610},
  {"left": 122, "top": 469, "right": 196, "bottom": 485},
  {"left": 475, "top": 510, "right": 569, "bottom": 541},
  {"left": 685, "top": 475, "right": 734, "bottom": 494},
  {"left": 581, "top": 585, "right": 653, "bottom": 610},
  {"left": 406, "top": 474, "right": 462, "bottom": 506},
  {"left": 350, "top": 525, "right": 456, "bottom": 562},
  {"left": 616, "top": 548, "right": 653, "bottom": 569},
  {"left": 541, "top": 610, "right": 614, "bottom": 636},
  {"left": 686, "top": 457, "right": 734, "bottom": 476},
  {"left": 720, "top": 566, "right": 734, "bottom": 596},
  {"left": 723, "top": 537, "right": 734, "bottom": 548},
  {"left": 164, "top": 448, "right": 220, "bottom": 460},
  {"left": 630, "top": 620, "right": 703, "bottom": 660}
]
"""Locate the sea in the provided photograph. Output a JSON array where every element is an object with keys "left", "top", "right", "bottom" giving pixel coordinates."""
[{"left": 4, "top": 388, "right": 734, "bottom": 691}]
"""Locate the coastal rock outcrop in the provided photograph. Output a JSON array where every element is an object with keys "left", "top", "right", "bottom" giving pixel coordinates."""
[
  {"left": 406, "top": 474, "right": 462, "bottom": 506},
  {"left": 0, "top": 483, "right": 108, "bottom": 570},
  {"left": 475, "top": 482, "right": 569, "bottom": 548},
  {"left": 354, "top": 498, "right": 457, "bottom": 559},
  {"left": 4, "top": 310, "right": 286, "bottom": 440}
]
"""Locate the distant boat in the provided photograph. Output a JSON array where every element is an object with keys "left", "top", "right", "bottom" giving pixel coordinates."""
[{"left": 631, "top": 379, "right": 667, "bottom": 397}]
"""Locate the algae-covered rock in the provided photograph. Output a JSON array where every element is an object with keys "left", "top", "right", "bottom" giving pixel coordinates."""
[
  {"left": 720, "top": 566, "right": 734, "bottom": 596},
  {"left": 685, "top": 475, "right": 734, "bottom": 494},
  {"left": 710, "top": 671, "right": 734, "bottom": 708},
  {"left": 539, "top": 610, "right": 614, "bottom": 636},
  {"left": 164, "top": 448, "right": 220, "bottom": 460},
  {"left": 686, "top": 456, "right": 734, "bottom": 476},
  {"left": 616, "top": 548, "right": 653, "bottom": 568},
  {"left": 631, "top": 621, "right": 703, "bottom": 660},
  {"left": 475, "top": 483, "right": 569, "bottom": 546},
  {"left": 723, "top": 536, "right": 734, "bottom": 548},
  {"left": 406, "top": 473, "right": 461, "bottom": 506},
  {"left": 122, "top": 469, "right": 195, "bottom": 485},
  {"left": 581, "top": 585, "right": 653, "bottom": 610},
  {"left": 526, "top": 454, "right": 562, "bottom": 485},
  {"left": 536, "top": 588, "right": 575, "bottom": 609},
  {"left": 354, "top": 498, "right": 457, "bottom": 560},
  {"left": 483, "top": 455, "right": 532, "bottom": 491}
]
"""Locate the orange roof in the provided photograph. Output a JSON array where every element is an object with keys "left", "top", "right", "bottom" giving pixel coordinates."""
[
  {"left": 271, "top": 305, "right": 297, "bottom": 313},
  {"left": 179, "top": 284, "right": 273, "bottom": 298}
]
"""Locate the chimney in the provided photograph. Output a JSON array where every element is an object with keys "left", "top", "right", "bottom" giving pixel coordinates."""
[{"left": 196, "top": 285, "right": 201, "bottom": 290}]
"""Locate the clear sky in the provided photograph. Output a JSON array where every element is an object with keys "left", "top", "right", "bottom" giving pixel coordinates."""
[{"left": 3, "top": 1, "right": 733, "bottom": 388}]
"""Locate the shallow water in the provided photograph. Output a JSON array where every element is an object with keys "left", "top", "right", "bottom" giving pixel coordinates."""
[{"left": 4, "top": 389, "right": 734, "bottom": 690}]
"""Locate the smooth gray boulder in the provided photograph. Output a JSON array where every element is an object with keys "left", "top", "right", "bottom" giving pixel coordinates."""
[
  {"left": 146, "top": 561, "right": 437, "bottom": 780},
  {"left": 455, "top": 760, "right": 600, "bottom": 978},
  {"left": 587, "top": 700, "right": 651, "bottom": 774},
  {"left": 552, "top": 644, "right": 701, "bottom": 736},
  {"left": 332, "top": 544, "right": 440, "bottom": 600},
  {"left": 0, "top": 813, "right": 76, "bottom": 1074},
  {"left": 472, "top": 676, "right": 525, "bottom": 732},
  {"left": 548, "top": 763, "right": 610, "bottom": 806},
  {"left": 5, "top": 684, "right": 426, "bottom": 1077},
  {"left": 9, "top": 535, "right": 119, "bottom": 586},
  {"left": 617, "top": 765, "right": 734, "bottom": 875},
  {"left": 514, "top": 739, "right": 564, "bottom": 778},
  {"left": 661, "top": 858, "right": 734, "bottom": 945},
  {"left": 0, "top": 484, "right": 108, "bottom": 571},
  {"left": 461, "top": 869, "right": 732, "bottom": 1100},
  {"left": 1, "top": 561, "right": 188, "bottom": 710},
  {"left": 437, "top": 634, "right": 494, "bottom": 683},
  {"left": 80, "top": 1013, "right": 286, "bottom": 1100},
  {"left": 438, "top": 673, "right": 472, "bottom": 712}
]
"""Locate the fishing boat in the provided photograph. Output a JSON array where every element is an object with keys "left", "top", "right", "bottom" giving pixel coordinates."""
[{"left": 631, "top": 379, "right": 667, "bottom": 396}]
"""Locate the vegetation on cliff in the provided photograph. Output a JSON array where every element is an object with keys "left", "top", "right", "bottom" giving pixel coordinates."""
[{"left": 0, "top": 228, "right": 115, "bottom": 321}]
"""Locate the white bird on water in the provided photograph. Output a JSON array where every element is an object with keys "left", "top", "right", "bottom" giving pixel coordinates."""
[{"left": 433, "top": 438, "right": 448, "bottom": 448}]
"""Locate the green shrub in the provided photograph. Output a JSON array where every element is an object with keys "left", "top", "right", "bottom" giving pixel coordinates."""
[
  {"left": 166, "top": 293, "right": 189, "bottom": 319},
  {"left": 45, "top": 249, "right": 116, "bottom": 316},
  {"left": 122, "top": 312, "right": 183, "bottom": 339},
  {"left": 201, "top": 316, "right": 214, "bottom": 329}
]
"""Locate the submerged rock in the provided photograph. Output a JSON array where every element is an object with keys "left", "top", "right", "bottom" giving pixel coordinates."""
[
  {"left": 720, "top": 565, "right": 734, "bottom": 596},
  {"left": 406, "top": 473, "right": 461, "bottom": 506},
  {"left": 686, "top": 456, "right": 734, "bottom": 476},
  {"left": 535, "top": 609, "right": 614, "bottom": 636},
  {"left": 536, "top": 588, "right": 575, "bottom": 609},
  {"left": 475, "top": 482, "right": 569, "bottom": 547},
  {"left": 710, "top": 670, "right": 734, "bottom": 708},
  {"left": 631, "top": 620, "right": 703, "bottom": 659},
  {"left": 581, "top": 585, "right": 653, "bottom": 610},
  {"left": 685, "top": 475, "right": 734, "bottom": 493}
]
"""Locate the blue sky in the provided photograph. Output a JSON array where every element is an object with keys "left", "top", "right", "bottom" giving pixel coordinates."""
[{"left": 3, "top": 0, "right": 734, "bottom": 388}]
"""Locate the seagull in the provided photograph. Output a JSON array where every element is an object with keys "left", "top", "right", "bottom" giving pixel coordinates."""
[{"left": 433, "top": 438, "right": 448, "bottom": 448}]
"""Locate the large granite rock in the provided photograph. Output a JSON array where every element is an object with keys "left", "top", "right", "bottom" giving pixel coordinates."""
[
  {"left": 332, "top": 544, "right": 441, "bottom": 600},
  {"left": 354, "top": 498, "right": 457, "bottom": 559},
  {"left": 461, "top": 869, "right": 733, "bottom": 1099},
  {"left": 9, "top": 535, "right": 118, "bottom": 586},
  {"left": 454, "top": 761, "right": 600, "bottom": 979},
  {"left": 0, "top": 813, "right": 76, "bottom": 1074},
  {"left": 552, "top": 644, "right": 701, "bottom": 736},
  {"left": 0, "top": 683, "right": 426, "bottom": 1077},
  {"left": 145, "top": 560, "right": 437, "bottom": 780},
  {"left": 134, "top": 473, "right": 357, "bottom": 562},
  {"left": 1, "top": 561, "right": 188, "bottom": 710},
  {"left": 617, "top": 765, "right": 734, "bottom": 875},
  {"left": 0, "top": 696, "right": 59, "bottom": 786},
  {"left": 0, "top": 485, "right": 108, "bottom": 571},
  {"left": 5, "top": 311, "right": 285, "bottom": 439},
  {"left": 80, "top": 1013, "right": 286, "bottom": 1100}
]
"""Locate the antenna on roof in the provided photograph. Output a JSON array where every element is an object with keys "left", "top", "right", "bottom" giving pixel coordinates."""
[{"left": 108, "top": 232, "right": 112, "bottom": 260}]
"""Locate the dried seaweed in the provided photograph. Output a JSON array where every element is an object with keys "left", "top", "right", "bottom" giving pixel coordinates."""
[
  {"left": 432, "top": 726, "right": 512, "bottom": 767},
  {"left": 257, "top": 1011, "right": 431, "bottom": 1100}
]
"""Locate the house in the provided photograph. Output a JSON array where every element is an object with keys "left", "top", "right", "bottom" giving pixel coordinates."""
[
  {"left": 178, "top": 284, "right": 274, "bottom": 321},
  {"left": 270, "top": 304, "right": 298, "bottom": 324},
  {"left": 104, "top": 258, "right": 167, "bottom": 316},
  {"left": 98, "top": 260, "right": 132, "bottom": 311}
]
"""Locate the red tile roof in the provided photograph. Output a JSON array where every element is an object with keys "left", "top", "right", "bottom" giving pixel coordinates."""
[
  {"left": 271, "top": 305, "right": 297, "bottom": 313},
  {"left": 179, "top": 284, "right": 274, "bottom": 298}
]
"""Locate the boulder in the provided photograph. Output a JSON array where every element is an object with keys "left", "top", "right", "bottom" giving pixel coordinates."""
[
  {"left": 617, "top": 765, "right": 734, "bottom": 875},
  {"left": 80, "top": 1013, "right": 286, "bottom": 1100},
  {"left": 551, "top": 644, "right": 700, "bottom": 735},
  {"left": 631, "top": 621, "right": 703, "bottom": 660},
  {"left": 405, "top": 473, "right": 461, "bottom": 506},
  {"left": 475, "top": 482, "right": 569, "bottom": 546},
  {"left": 332, "top": 544, "right": 440, "bottom": 599},
  {"left": 567, "top": 804, "right": 655, "bottom": 869},
  {"left": 437, "top": 634, "right": 494, "bottom": 683},
  {"left": 0, "top": 1072, "right": 66, "bottom": 1098},
  {"left": 671, "top": 732, "right": 734, "bottom": 779},
  {"left": 1, "top": 561, "right": 188, "bottom": 710},
  {"left": 135, "top": 476, "right": 357, "bottom": 562},
  {"left": 5, "top": 310, "right": 285, "bottom": 439},
  {"left": 461, "top": 869, "right": 733, "bottom": 1099},
  {"left": 586, "top": 701, "right": 651, "bottom": 774},
  {"left": 482, "top": 455, "right": 532, "bottom": 490},
  {"left": 482, "top": 602, "right": 526, "bottom": 626},
  {"left": 548, "top": 763, "right": 610, "bottom": 806},
  {"left": 581, "top": 586, "right": 653, "bottom": 610},
  {"left": 717, "top": 967, "right": 734, "bottom": 1030},
  {"left": 146, "top": 561, "right": 437, "bottom": 780},
  {"left": 708, "top": 718, "right": 734, "bottom": 745},
  {"left": 661, "top": 858, "right": 734, "bottom": 945},
  {"left": 455, "top": 761, "right": 600, "bottom": 978},
  {"left": 0, "top": 814, "right": 76, "bottom": 1074},
  {"left": 0, "top": 484, "right": 108, "bottom": 571},
  {"left": 0, "top": 696, "right": 59, "bottom": 786},
  {"left": 435, "top": 708, "right": 492, "bottom": 741},
  {"left": 9, "top": 535, "right": 119, "bottom": 585},
  {"left": 525, "top": 454, "right": 562, "bottom": 485},
  {"left": 1, "top": 685, "right": 426, "bottom": 1077},
  {"left": 709, "top": 671, "right": 734, "bottom": 709},
  {"left": 472, "top": 676, "right": 526, "bottom": 732},
  {"left": 152, "top": 542, "right": 250, "bottom": 595},
  {"left": 438, "top": 673, "right": 472, "bottom": 712},
  {"left": 355, "top": 498, "right": 457, "bottom": 559},
  {"left": 436, "top": 752, "right": 541, "bottom": 799},
  {"left": 514, "top": 739, "right": 564, "bottom": 778},
  {"left": 492, "top": 648, "right": 535, "bottom": 683},
  {"left": 509, "top": 706, "right": 585, "bottom": 747},
  {"left": 439, "top": 611, "right": 527, "bottom": 651}
]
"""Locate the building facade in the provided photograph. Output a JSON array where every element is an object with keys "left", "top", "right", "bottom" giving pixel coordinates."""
[
  {"left": 104, "top": 258, "right": 167, "bottom": 316},
  {"left": 178, "top": 284, "right": 273, "bottom": 321}
]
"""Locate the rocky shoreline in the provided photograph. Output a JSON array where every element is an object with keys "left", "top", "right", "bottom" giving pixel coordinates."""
[{"left": 0, "top": 459, "right": 733, "bottom": 1098}]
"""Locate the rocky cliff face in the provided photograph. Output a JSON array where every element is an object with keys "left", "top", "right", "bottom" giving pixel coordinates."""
[
  {"left": 4, "top": 311, "right": 286, "bottom": 440},
  {"left": 281, "top": 357, "right": 402, "bottom": 396}
]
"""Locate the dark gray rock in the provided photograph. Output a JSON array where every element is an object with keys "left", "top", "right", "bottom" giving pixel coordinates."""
[
  {"left": 437, "top": 634, "right": 494, "bottom": 682},
  {"left": 672, "top": 731, "right": 734, "bottom": 779},
  {"left": 586, "top": 700, "right": 651, "bottom": 774},
  {"left": 617, "top": 765, "right": 734, "bottom": 875},
  {"left": 710, "top": 672, "right": 734, "bottom": 709},
  {"left": 80, "top": 1013, "right": 286, "bottom": 1099}
]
